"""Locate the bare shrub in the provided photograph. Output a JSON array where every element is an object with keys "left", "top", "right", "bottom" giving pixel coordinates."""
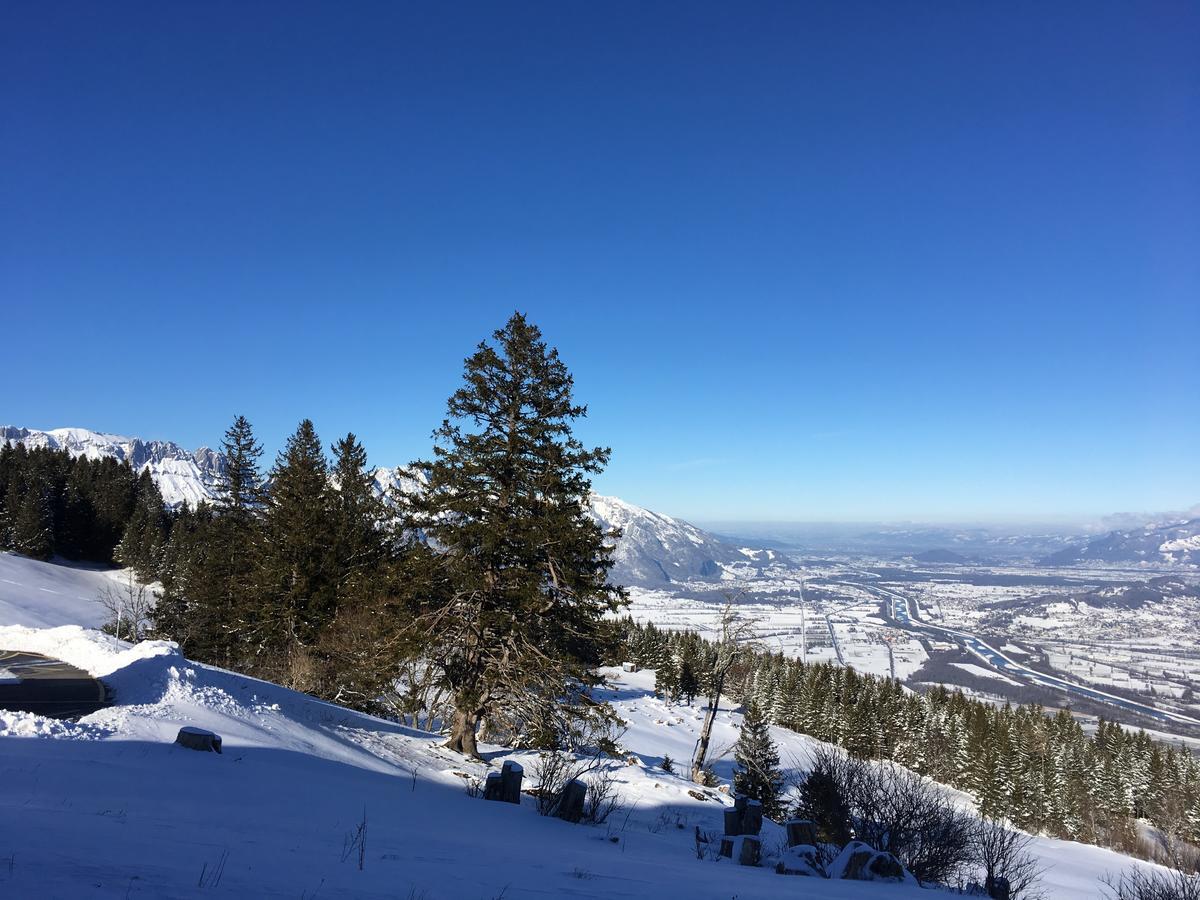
[
  {"left": 532, "top": 752, "right": 576, "bottom": 816},
  {"left": 583, "top": 767, "right": 625, "bottom": 825},
  {"left": 340, "top": 808, "right": 367, "bottom": 870},
  {"left": 98, "top": 572, "right": 154, "bottom": 642},
  {"left": 531, "top": 751, "right": 624, "bottom": 824},
  {"left": 971, "top": 818, "right": 1046, "bottom": 900},
  {"left": 1102, "top": 864, "right": 1200, "bottom": 900},
  {"left": 794, "top": 745, "right": 973, "bottom": 885},
  {"left": 196, "top": 849, "right": 229, "bottom": 888}
]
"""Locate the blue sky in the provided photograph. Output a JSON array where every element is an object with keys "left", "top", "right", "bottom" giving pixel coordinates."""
[{"left": 3, "top": 2, "right": 1197, "bottom": 523}]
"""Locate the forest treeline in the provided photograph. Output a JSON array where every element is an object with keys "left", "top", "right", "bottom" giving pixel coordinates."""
[
  {"left": 621, "top": 618, "right": 1200, "bottom": 864},
  {"left": 0, "top": 443, "right": 167, "bottom": 570}
]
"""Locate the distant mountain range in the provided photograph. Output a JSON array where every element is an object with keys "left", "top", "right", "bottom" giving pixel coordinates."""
[
  {"left": 1041, "top": 518, "right": 1200, "bottom": 567},
  {"left": 0, "top": 425, "right": 224, "bottom": 508},
  {"left": 1, "top": 425, "right": 771, "bottom": 587},
  {"left": 7, "top": 425, "right": 1194, "bottom": 575}
]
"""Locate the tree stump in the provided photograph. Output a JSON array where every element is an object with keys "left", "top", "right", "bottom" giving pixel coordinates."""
[
  {"left": 723, "top": 807, "right": 743, "bottom": 836},
  {"left": 483, "top": 771, "right": 503, "bottom": 800},
  {"left": 500, "top": 761, "right": 523, "bottom": 804},
  {"left": 741, "top": 800, "right": 763, "bottom": 836},
  {"left": 557, "top": 778, "right": 586, "bottom": 823},
  {"left": 738, "top": 836, "right": 761, "bottom": 867},
  {"left": 785, "top": 819, "right": 817, "bottom": 847},
  {"left": 719, "top": 837, "right": 735, "bottom": 858},
  {"left": 175, "top": 726, "right": 222, "bottom": 753},
  {"left": 986, "top": 876, "right": 1012, "bottom": 900}
]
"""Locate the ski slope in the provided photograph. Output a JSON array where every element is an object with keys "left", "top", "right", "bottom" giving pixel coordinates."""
[{"left": 0, "top": 554, "right": 1168, "bottom": 898}]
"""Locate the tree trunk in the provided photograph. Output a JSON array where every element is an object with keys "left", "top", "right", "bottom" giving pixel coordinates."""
[
  {"left": 691, "top": 672, "right": 726, "bottom": 783},
  {"left": 445, "top": 707, "right": 482, "bottom": 758}
]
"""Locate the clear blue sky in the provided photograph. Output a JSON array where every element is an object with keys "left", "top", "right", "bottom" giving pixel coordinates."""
[{"left": 3, "top": 2, "right": 1197, "bottom": 523}]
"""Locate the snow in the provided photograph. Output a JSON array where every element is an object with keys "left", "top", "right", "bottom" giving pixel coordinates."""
[
  {"left": 0, "top": 551, "right": 132, "bottom": 628},
  {"left": 0, "top": 554, "right": 1170, "bottom": 898},
  {"left": 950, "top": 662, "right": 1022, "bottom": 686}
]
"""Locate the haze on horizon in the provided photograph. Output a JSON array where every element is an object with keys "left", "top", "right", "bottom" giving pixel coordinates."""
[{"left": 3, "top": 3, "right": 1197, "bottom": 523}]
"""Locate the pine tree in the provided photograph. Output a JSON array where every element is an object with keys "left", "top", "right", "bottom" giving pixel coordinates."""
[
  {"left": 215, "top": 415, "right": 267, "bottom": 519},
  {"left": 259, "top": 419, "right": 337, "bottom": 681},
  {"left": 202, "top": 415, "right": 266, "bottom": 668},
  {"left": 679, "top": 655, "right": 700, "bottom": 706},
  {"left": 733, "top": 702, "right": 784, "bottom": 819},
  {"left": 398, "top": 313, "right": 627, "bottom": 757},
  {"left": 13, "top": 484, "right": 54, "bottom": 560},
  {"left": 328, "top": 432, "right": 390, "bottom": 596},
  {"left": 116, "top": 469, "right": 168, "bottom": 579}
]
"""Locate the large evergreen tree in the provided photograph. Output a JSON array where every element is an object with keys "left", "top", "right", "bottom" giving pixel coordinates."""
[
  {"left": 398, "top": 313, "right": 626, "bottom": 757},
  {"left": 260, "top": 419, "right": 336, "bottom": 675},
  {"left": 200, "top": 415, "right": 266, "bottom": 667}
]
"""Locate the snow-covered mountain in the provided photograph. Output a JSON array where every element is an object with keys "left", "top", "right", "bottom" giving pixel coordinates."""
[
  {"left": 1, "top": 425, "right": 224, "bottom": 509},
  {"left": 1042, "top": 517, "right": 1200, "bottom": 567},
  {"left": 3, "top": 425, "right": 770, "bottom": 586},
  {"left": 589, "top": 494, "right": 789, "bottom": 586}
]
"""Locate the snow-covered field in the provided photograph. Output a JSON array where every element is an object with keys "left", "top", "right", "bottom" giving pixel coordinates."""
[
  {"left": 0, "top": 553, "right": 1172, "bottom": 898},
  {"left": 0, "top": 551, "right": 131, "bottom": 629}
]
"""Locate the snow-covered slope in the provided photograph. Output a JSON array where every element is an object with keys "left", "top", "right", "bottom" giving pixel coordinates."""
[
  {"left": 1, "top": 425, "right": 223, "bottom": 509},
  {"left": 0, "top": 551, "right": 129, "bottom": 629},
  {"left": 0, "top": 555, "right": 1168, "bottom": 898},
  {"left": 4, "top": 425, "right": 779, "bottom": 587}
]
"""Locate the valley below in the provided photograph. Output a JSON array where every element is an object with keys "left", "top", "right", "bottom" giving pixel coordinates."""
[{"left": 626, "top": 554, "right": 1200, "bottom": 742}]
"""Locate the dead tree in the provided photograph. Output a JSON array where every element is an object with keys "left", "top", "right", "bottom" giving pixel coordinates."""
[
  {"left": 691, "top": 596, "right": 756, "bottom": 783},
  {"left": 97, "top": 570, "right": 155, "bottom": 642}
]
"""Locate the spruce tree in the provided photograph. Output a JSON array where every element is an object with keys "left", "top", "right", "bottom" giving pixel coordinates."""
[
  {"left": 201, "top": 415, "right": 266, "bottom": 668},
  {"left": 733, "top": 702, "right": 784, "bottom": 819},
  {"left": 216, "top": 415, "right": 267, "bottom": 518},
  {"left": 329, "top": 432, "right": 390, "bottom": 594},
  {"left": 679, "top": 655, "right": 700, "bottom": 706},
  {"left": 261, "top": 419, "right": 336, "bottom": 665},
  {"left": 14, "top": 484, "right": 54, "bottom": 560},
  {"left": 116, "top": 469, "right": 168, "bottom": 579},
  {"left": 399, "top": 312, "right": 626, "bottom": 757}
]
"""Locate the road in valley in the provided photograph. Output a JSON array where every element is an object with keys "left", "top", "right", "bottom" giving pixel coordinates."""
[{"left": 865, "top": 583, "right": 1200, "bottom": 729}]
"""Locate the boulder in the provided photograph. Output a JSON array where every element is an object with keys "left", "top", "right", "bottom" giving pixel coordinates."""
[
  {"left": 775, "top": 844, "right": 823, "bottom": 877},
  {"left": 828, "top": 841, "right": 913, "bottom": 883}
]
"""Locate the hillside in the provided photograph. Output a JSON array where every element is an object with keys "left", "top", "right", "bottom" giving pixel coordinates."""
[{"left": 0, "top": 553, "right": 1171, "bottom": 898}]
